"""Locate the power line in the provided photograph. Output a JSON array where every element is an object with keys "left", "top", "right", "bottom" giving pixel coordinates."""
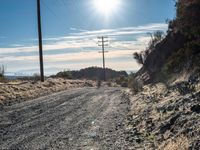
[
  {"left": 53, "top": 0, "right": 67, "bottom": 14},
  {"left": 50, "top": 0, "right": 70, "bottom": 21},
  {"left": 60, "top": 0, "right": 68, "bottom": 8},
  {"left": 41, "top": 0, "right": 59, "bottom": 18},
  {"left": 40, "top": 0, "right": 69, "bottom": 31}
]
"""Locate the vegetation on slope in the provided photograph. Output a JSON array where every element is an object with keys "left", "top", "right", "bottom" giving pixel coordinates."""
[
  {"left": 54, "top": 66, "right": 128, "bottom": 81},
  {"left": 126, "top": 75, "right": 200, "bottom": 149},
  {"left": 126, "top": 1, "right": 200, "bottom": 149},
  {"left": 134, "top": 0, "right": 200, "bottom": 83},
  {"left": 165, "top": 0, "right": 200, "bottom": 75},
  {"left": 0, "top": 65, "right": 5, "bottom": 81}
]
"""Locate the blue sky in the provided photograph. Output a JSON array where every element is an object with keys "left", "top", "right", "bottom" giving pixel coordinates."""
[{"left": 0, "top": 0, "right": 176, "bottom": 75}]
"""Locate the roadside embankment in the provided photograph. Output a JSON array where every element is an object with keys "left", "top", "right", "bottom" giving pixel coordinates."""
[
  {"left": 0, "top": 78, "right": 95, "bottom": 106},
  {"left": 125, "top": 75, "right": 200, "bottom": 149}
]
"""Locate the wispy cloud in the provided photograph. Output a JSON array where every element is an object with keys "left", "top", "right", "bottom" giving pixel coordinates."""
[
  {"left": 0, "top": 23, "right": 167, "bottom": 74},
  {"left": 1, "top": 50, "right": 134, "bottom": 62},
  {"left": 69, "top": 23, "right": 167, "bottom": 37},
  {"left": 0, "top": 23, "right": 167, "bottom": 54}
]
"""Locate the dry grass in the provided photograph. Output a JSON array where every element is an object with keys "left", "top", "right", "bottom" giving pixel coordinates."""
[
  {"left": 0, "top": 78, "right": 95, "bottom": 106},
  {"left": 127, "top": 83, "right": 191, "bottom": 150},
  {"left": 195, "top": 83, "right": 200, "bottom": 92},
  {"left": 158, "top": 135, "right": 189, "bottom": 150}
]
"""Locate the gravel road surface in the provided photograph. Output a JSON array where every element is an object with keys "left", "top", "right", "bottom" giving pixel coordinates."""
[{"left": 0, "top": 87, "right": 129, "bottom": 150}]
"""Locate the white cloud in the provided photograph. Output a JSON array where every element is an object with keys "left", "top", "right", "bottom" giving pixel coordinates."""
[
  {"left": 0, "top": 50, "right": 133, "bottom": 62},
  {"left": 70, "top": 27, "right": 77, "bottom": 31},
  {"left": 0, "top": 23, "right": 167, "bottom": 74},
  {"left": 69, "top": 23, "right": 167, "bottom": 37},
  {"left": 0, "top": 23, "right": 167, "bottom": 54}
]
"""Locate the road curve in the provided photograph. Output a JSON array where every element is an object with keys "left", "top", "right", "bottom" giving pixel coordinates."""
[{"left": 0, "top": 87, "right": 129, "bottom": 150}]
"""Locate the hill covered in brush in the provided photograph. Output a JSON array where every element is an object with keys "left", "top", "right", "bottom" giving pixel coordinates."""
[
  {"left": 54, "top": 67, "right": 128, "bottom": 81},
  {"left": 134, "top": 0, "right": 200, "bottom": 84}
]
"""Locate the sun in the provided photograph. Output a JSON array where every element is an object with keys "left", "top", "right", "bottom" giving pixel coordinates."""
[{"left": 92, "top": 0, "right": 121, "bottom": 16}]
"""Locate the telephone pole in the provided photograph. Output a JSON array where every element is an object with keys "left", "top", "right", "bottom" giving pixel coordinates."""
[
  {"left": 37, "top": 0, "right": 44, "bottom": 82},
  {"left": 98, "top": 36, "right": 108, "bottom": 81}
]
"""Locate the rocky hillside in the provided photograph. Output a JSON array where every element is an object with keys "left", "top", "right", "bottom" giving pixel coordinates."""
[
  {"left": 125, "top": 70, "right": 200, "bottom": 149},
  {"left": 135, "top": 0, "right": 200, "bottom": 83}
]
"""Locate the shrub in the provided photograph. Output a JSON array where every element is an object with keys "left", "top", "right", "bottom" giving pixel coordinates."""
[
  {"left": 133, "top": 52, "right": 144, "bottom": 65},
  {"left": 133, "top": 31, "right": 165, "bottom": 65},
  {"left": 115, "top": 76, "right": 128, "bottom": 87},
  {"left": 0, "top": 65, "right": 5, "bottom": 80},
  {"left": 128, "top": 75, "right": 143, "bottom": 94},
  {"left": 33, "top": 73, "right": 41, "bottom": 81},
  {"left": 58, "top": 70, "right": 73, "bottom": 79},
  {"left": 121, "top": 81, "right": 128, "bottom": 87},
  {"left": 166, "top": 39, "right": 200, "bottom": 73},
  {"left": 107, "top": 81, "right": 112, "bottom": 87},
  {"left": 175, "top": 0, "right": 200, "bottom": 37},
  {"left": 148, "top": 31, "right": 165, "bottom": 49}
]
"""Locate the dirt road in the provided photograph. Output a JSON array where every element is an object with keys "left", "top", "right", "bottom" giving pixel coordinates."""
[{"left": 0, "top": 87, "right": 129, "bottom": 150}]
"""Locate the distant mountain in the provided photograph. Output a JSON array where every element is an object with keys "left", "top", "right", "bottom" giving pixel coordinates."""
[{"left": 54, "top": 67, "right": 128, "bottom": 80}]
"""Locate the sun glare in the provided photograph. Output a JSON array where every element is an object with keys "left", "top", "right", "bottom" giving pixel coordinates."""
[{"left": 92, "top": 0, "right": 121, "bottom": 16}]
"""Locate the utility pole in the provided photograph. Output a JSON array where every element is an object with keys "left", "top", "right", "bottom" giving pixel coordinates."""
[
  {"left": 37, "top": 0, "right": 44, "bottom": 82},
  {"left": 98, "top": 36, "right": 108, "bottom": 81}
]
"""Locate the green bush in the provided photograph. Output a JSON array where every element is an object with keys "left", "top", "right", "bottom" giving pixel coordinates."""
[
  {"left": 133, "top": 31, "right": 165, "bottom": 65},
  {"left": 115, "top": 76, "right": 128, "bottom": 87},
  {"left": 175, "top": 0, "right": 200, "bottom": 37},
  {"left": 59, "top": 70, "right": 73, "bottom": 79},
  {"left": 115, "top": 73, "right": 143, "bottom": 93},
  {"left": 32, "top": 73, "right": 41, "bottom": 81},
  {"left": 0, "top": 65, "right": 5, "bottom": 81},
  {"left": 166, "top": 40, "right": 200, "bottom": 73}
]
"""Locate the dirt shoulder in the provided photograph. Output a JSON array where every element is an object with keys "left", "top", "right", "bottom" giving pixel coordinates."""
[
  {"left": 124, "top": 81, "right": 200, "bottom": 150},
  {"left": 0, "top": 78, "right": 95, "bottom": 107}
]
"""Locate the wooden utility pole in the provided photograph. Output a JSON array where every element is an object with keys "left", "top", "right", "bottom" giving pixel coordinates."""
[
  {"left": 37, "top": 0, "right": 44, "bottom": 82},
  {"left": 98, "top": 36, "right": 108, "bottom": 81}
]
